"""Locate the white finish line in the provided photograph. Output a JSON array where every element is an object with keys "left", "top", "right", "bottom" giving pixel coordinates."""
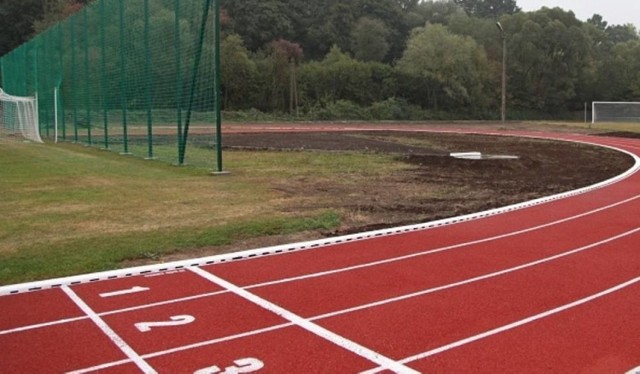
[{"left": 188, "top": 267, "right": 419, "bottom": 374}]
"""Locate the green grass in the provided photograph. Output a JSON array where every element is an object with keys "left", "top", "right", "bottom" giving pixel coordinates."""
[
  {"left": 0, "top": 141, "right": 401, "bottom": 285},
  {"left": 0, "top": 212, "right": 340, "bottom": 283}
]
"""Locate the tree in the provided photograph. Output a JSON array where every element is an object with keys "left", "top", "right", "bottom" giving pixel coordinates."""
[
  {"left": 415, "top": 0, "right": 465, "bottom": 26},
  {"left": 587, "top": 14, "right": 608, "bottom": 31},
  {"left": 606, "top": 24, "right": 639, "bottom": 44},
  {"left": 503, "top": 8, "right": 593, "bottom": 111},
  {"left": 220, "top": 34, "right": 257, "bottom": 109},
  {"left": 0, "top": 0, "right": 45, "bottom": 56},
  {"left": 454, "top": 0, "right": 520, "bottom": 19},
  {"left": 33, "top": 0, "right": 84, "bottom": 34},
  {"left": 592, "top": 40, "right": 640, "bottom": 101},
  {"left": 271, "top": 39, "right": 303, "bottom": 113},
  {"left": 351, "top": 17, "right": 390, "bottom": 62},
  {"left": 220, "top": 0, "right": 294, "bottom": 51},
  {"left": 395, "top": 0, "right": 420, "bottom": 11},
  {"left": 397, "top": 23, "right": 492, "bottom": 111}
]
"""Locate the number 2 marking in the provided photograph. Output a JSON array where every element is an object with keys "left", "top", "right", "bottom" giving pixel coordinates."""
[
  {"left": 134, "top": 315, "right": 195, "bottom": 332},
  {"left": 194, "top": 357, "right": 264, "bottom": 374}
]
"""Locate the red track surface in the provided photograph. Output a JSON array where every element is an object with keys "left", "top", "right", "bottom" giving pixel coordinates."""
[{"left": 1, "top": 127, "right": 639, "bottom": 373}]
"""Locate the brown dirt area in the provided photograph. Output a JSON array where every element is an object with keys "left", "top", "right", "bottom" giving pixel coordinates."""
[
  {"left": 154, "top": 127, "right": 635, "bottom": 263},
  {"left": 224, "top": 130, "right": 633, "bottom": 231}
]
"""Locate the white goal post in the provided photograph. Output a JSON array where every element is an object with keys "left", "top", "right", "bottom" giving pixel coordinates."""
[
  {"left": 0, "top": 88, "right": 43, "bottom": 143},
  {"left": 592, "top": 101, "right": 640, "bottom": 124}
]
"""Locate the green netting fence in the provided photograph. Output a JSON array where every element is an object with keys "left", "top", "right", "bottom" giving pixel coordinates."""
[{"left": 0, "top": 0, "right": 223, "bottom": 170}]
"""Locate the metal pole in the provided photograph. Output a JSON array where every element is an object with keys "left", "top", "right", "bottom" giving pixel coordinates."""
[
  {"left": 83, "top": 7, "right": 92, "bottom": 146},
  {"left": 144, "top": 0, "right": 154, "bottom": 159},
  {"left": 497, "top": 22, "right": 506, "bottom": 123},
  {"left": 213, "top": 0, "right": 225, "bottom": 174},
  {"left": 119, "top": 0, "right": 130, "bottom": 154},
  {"left": 58, "top": 25, "right": 66, "bottom": 141},
  {"left": 71, "top": 17, "right": 79, "bottom": 142},
  {"left": 175, "top": 0, "right": 183, "bottom": 164},
  {"left": 54, "top": 87, "right": 59, "bottom": 143},
  {"left": 500, "top": 33, "right": 506, "bottom": 123},
  {"left": 100, "top": 0, "right": 109, "bottom": 149},
  {"left": 179, "top": 0, "right": 212, "bottom": 165}
]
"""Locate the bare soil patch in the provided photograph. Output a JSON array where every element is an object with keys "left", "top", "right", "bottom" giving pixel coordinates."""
[{"left": 223, "top": 131, "right": 633, "bottom": 235}]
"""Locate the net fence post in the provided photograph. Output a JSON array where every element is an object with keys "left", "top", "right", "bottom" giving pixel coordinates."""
[
  {"left": 214, "top": 0, "right": 224, "bottom": 174},
  {"left": 83, "top": 6, "right": 92, "bottom": 146},
  {"left": 175, "top": 0, "right": 184, "bottom": 165},
  {"left": 179, "top": 0, "right": 213, "bottom": 165},
  {"left": 100, "top": 0, "right": 109, "bottom": 149},
  {"left": 70, "top": 16, "right": 79, "bottom": 143},
  {"left": 54, "top": 87, "right": 59, "bottom": 143}
]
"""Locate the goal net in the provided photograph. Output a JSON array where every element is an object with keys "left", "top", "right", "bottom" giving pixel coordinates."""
[
  {"left": 0, "top": 89, "right": 43, "bottom": 143},
  {"left": 592, "top": 101, "right": 640, "bottom": 124}
]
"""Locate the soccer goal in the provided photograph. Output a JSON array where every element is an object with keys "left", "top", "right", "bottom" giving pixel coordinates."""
[
  {"left": 0, "top": 89, "right": 42, "bottom": 143},
  {"left": 592, "top": 101, "right": 640, "bottom": 124}
]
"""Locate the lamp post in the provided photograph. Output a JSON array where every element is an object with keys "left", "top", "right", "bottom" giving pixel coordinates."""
[{"left": 496, "top": 21, "right": 506, "bottom": 123}]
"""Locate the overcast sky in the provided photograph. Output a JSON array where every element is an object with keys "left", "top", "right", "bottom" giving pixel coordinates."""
[{"left": 517, "top": 0, "right": 640, "bottom": 29}]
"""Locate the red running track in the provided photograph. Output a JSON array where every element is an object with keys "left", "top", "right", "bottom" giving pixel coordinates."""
[{"left": 1, "top": 128, "right": 640, "bottom": 373}]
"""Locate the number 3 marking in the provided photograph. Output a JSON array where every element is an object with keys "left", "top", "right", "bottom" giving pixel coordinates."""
[
  {"left": 134, "top": 315, "right": 195, "bottom": 332},
  {"left": 194, "top": 357, "right": 264, "bottom": 374}
]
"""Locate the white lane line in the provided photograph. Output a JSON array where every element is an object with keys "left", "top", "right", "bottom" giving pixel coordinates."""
[
  {"left": 359, "top": 277, "right": 640, "bottom": 373},
  {"left": 0, "top": 316, "right": 88, "bottom": 336},
  {"left": 64, "top": 227, "right": 640, "bottom": 373},
  {"left": 246, "top": 194, "right": 640, "bottom": 290},
  {"left": 627, "top": 366, "right": 640, "bottom": 374},
  {"left": 100, "top": 286, "right": 150, "bottom": 298},
  {"left": 61, "top": 286, "right": 156, "bottom": 374},
  {"left": 189, "top": 267, "right": 419, "bottom": 374},
  {"left": 66, "top": 359, "right": 132, "bottom": 374},
  {"left": 99, "top": 289, "right": 229, "bottom": 317}
]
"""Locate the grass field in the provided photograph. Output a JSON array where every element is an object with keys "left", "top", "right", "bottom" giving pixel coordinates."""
[{"left": 0, "top": 141, "right": 406, "bottom": 285}]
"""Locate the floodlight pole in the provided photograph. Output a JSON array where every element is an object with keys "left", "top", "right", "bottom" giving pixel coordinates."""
[{"left": 497, "top": 22, "right": 507, "bottom": 123}]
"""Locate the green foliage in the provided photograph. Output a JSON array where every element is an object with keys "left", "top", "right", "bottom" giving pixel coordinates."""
[
  {"left": 220, "top": 0, "right": 293, "bottom": 51},
  {"left": 397, "top": 23, "right": 493, "bottom": 111},
  {"left": 454, "top": 0, "right": 520, "bottom": 19},
  {"left": 351, "top": 17, "right": 391, "bottom": 62},
  {"left": 504, "top": 8, "right": 593, "bottom": 111},
  {"left": 0, "top": 0, "right": 47, "bottom": 56},
  {"left": 299, "top": 46, "right": 396, "bottom": 107},
  {"left": 221, "top": 34, "right": 257, "bottom": 110}
]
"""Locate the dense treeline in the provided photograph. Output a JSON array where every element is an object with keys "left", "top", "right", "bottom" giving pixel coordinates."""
[
  {"left": 218, "top": 0, "right": 640, "bottom": 119},
  {"left": 2, "top": 0, "right": 639, "bottom": 120}
]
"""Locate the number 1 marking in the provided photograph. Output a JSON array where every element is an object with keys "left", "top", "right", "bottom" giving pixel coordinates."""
[
  {"left": 134, "top": 315, "right": 196, "bottom": 332},
  {"left": 99, "top": 286, "right": 150, "bottom": 298}
]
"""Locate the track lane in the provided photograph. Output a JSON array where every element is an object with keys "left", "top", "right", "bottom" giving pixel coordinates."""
[
  {"left": 229, "top": 201, "right": 640, "bottom": 318},
  {"left": 314, "top": 229, "right": 640, "bottom": 360},
  {"left": 369, "top": 277, "right": 640, "bottom": 373}
]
